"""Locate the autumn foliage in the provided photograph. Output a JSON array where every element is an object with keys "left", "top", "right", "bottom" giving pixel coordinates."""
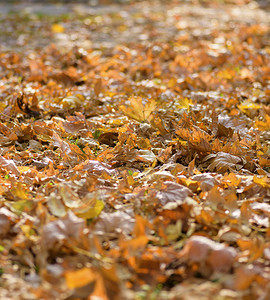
[{"left": 0, "top": 0, "right": 269, "bottom": 299}]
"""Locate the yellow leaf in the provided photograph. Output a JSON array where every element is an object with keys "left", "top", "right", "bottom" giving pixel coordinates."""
[
  {"left": 17, "top": 166, "right": 31, "bottom": 173},
  {"left": 65, "top": 268, "right": 96, "bottom": 289},
  {"left": 12, "top": 200, "right": 34, "bottom": 213},
  {"left": 238, "top": 100, "right": 261, "bottom": 114},
  {"left": 61, "top": 94, "right": 84, "bottom": 109},
  {"left": 51, "top": 24, "right": 65, "bottom": 33},
  {"left": 165, "top": 220, "right": 182, "bottom": 241},
  {"left": 217, "top": 69, "right": 235, "bottom": 80},
  {"left": 176, "top": 97, "right": 192, "bottom": 111},
  {"left": 10, "top": 183, "right": 29, "bottom": 200},
  {"left": 20, "top": 225, "right": 33, "bottom": 237},
  {"left": 255, "top": 114, "right": 270, "bottom": 131},
  {"left": 120, "top": 96, "right": 156, "bottom": 122},
  {"left": 253, "top": 176, "right": 270, "bottom": 188},
  {"left": 75, "top": 199, "right": 104, "bottom": 219}
]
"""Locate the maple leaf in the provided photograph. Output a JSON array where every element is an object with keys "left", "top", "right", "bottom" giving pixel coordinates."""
[
  {"left": 120, "top": 96, "right": 156, "bottom": 122},
  {"left": 176, "top": 126, "right": 212, "bottom": 153}
]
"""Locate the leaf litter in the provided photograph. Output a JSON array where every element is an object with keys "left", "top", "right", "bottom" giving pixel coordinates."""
[{"left": 0, "top": 0, "right": 270, "bottom": 299}]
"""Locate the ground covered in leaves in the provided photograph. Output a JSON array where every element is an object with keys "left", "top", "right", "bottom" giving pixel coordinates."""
[{"left": 0, "top": 0, "right": 270, "bottom": 299}]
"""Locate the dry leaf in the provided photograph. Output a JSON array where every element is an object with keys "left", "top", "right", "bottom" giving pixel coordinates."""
[{"left": 120, "top": 96, "right": 156, "bottom": 122}]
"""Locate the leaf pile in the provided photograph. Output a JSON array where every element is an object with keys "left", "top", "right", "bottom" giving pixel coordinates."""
[{"left": 0, "top": 1, "right": 270, "bottom": 299}]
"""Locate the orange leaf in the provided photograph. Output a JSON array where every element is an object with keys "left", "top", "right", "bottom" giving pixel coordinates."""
[{"left": 65, "top": 268, "right": 96, "bottom": 289}]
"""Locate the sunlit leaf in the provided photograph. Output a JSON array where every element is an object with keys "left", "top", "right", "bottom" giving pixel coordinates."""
[
  {"left": 65, "top": 268, "right": 96, "bottom": 289},
  {"left": 12, "top": 200, "right": 34, "bottom": 213},
  {"left": 51, "top": 24, "right": 65, "bottom": 33},
  {"left": 238, "top": 100, "right": 261, "bottom": 115},
  {"left": 120, "top": 96, "right": 156, "bottom": 122},
  {"left": 253, "top": 175, "right": 270, "bottom": 188},
  {"left": 156, "top": 181, "right": 193, "bottom": 206},
  {"left": 94, "top": 211, "right": 134, "bottom": 241},
  {"left": 204, "top": 152, "right": 242, "bottom": 172},
  {"left": 175, "top": 97, "right": 192, "bottom": 111},
  {"left": 75, "top": 199, "right": 104, "bottom": 219},
  {"left": 255, "top": 114, "right": 270, "bottom": 131},
  {"left": 60, "top": 94, "right": 84, "bottom": 109},
  {"left": 47, "top": 193, "right": 67, "bottom": 217}
]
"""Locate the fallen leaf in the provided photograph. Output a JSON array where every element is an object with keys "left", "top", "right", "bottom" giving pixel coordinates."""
[
  {"left": 180, "top": 236, "right": 236, "bottom": 272},
  {"left": 42, "top": 211, "right": 85, "bottom": 250},
  {"left": 204, "top": 152, "right": 243, "bottom": 172},
  {"left": 0, "top": 155, "right": 20, "bottom": 176},
  {"left": 94, "top": 211, "right": 135, "bottom": 239},
  {"left": 51, "top": 23, "right": 65, "bottom": 33},
  {"left": 120, "top": 96, "right": 156, "bottom": 122},
  {"left": 65, "top": 268, "right": 96, "bottom": 289},
  {"left": 156, "top": 181, "right": 193, "bottom": 206}
]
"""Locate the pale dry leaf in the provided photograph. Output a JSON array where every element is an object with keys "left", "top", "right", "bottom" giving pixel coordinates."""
[
  {"left": 94, "top": 211, "right": 135, "bottom": 239},
  {"left": 156, "top": 181, "right": 193, "bottom": 206},
  {"left": 42, "top": 210, "right": 85, "bottom": 250},
  {"left": 180, "top": 236, "right": 236, "bottom": 272},
  {"left": 0, "top": 155, "right": 20, "bottom": 176},
  {"left": 191, "top": 173, "right": 219, "bottom": 192},
  {"left": 204, "top": 152, "right": 242, "bottom": 172}
]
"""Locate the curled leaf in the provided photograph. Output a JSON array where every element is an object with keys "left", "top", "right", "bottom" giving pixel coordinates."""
[{"left": 204, "top": 152, "right": 242, "bottom": 172}]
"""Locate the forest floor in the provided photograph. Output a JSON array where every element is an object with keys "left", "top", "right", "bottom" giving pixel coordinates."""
[{"left": 0, "top": 1, "right": 270, "bottom": 299}]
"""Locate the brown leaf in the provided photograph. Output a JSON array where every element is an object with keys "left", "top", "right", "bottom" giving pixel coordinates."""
[
  {"left": 94, "top": 78, "right": 103, "bottom": 96},
  {"left": 204, "top": 152, "right": 242, "bottom": 172},
  {"left": 98, "top": 132, "right": 119, "bottom": 146},
  {"left": 0, "top": 207, "right": 16, "bottom": 236},
  {"left": 16, "top": 93, "right": 40, "bottom": 117},
  {"left": 176, "top": 126, "right": 212, "bottom": 153}
]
